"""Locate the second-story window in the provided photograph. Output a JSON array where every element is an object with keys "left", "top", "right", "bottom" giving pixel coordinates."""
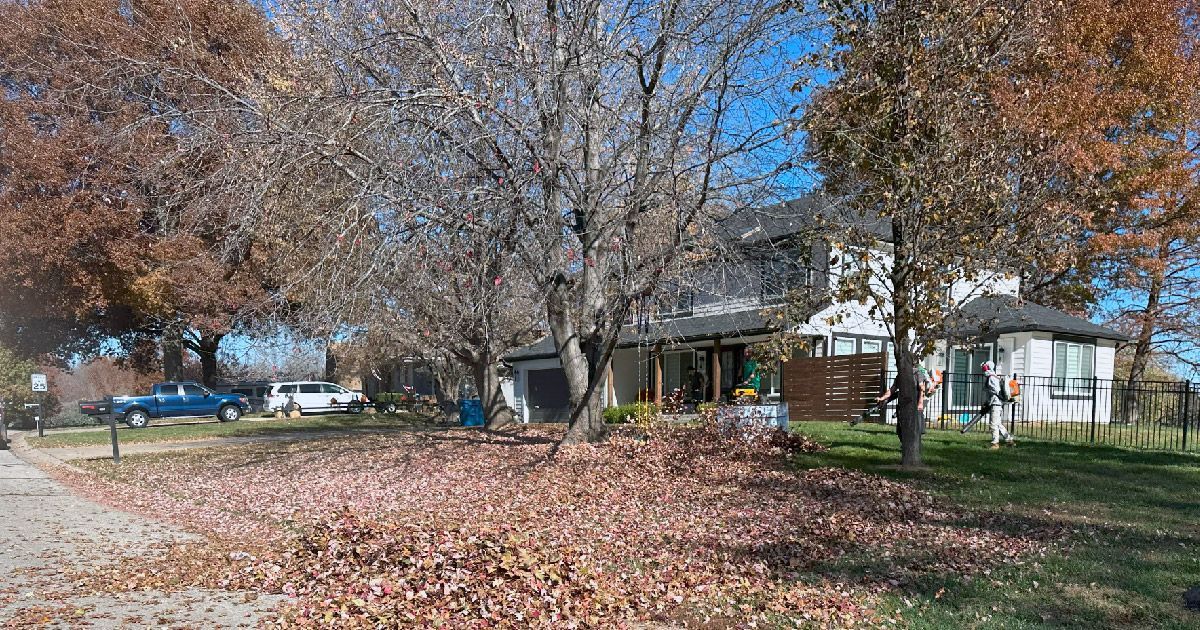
[
  {"left": 657, "top": 283, "right": 693, "bottom": 318},
  {"left": 761, "top": 253, "right": 807, "bottom": 302}
]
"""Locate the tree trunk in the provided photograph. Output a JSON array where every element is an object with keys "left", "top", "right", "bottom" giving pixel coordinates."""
[
  {"left": 430, "top": 360, "right": 460, "bottom": 418},
  {"left": 892, "top": 217, "right": 923, "bottom": 468},
  {"left": 161, "top": 326, "right": 184, "bottom": 382},
  {"left": 1123, "top": 259, "right": 1164, "bottom": 424},
  {"left": 547, "top": 282, "right": 611, "bottom": 445},
  {"left": 324, "top": 340, "right": 338, "bottom": 383},
  {"left": 894, "top": 347, "right": 922, "bottom": 467},
  {"left": 473, "top": 357, "right": 515, "bottom": 430},
  {"left": 196, "top": 332, "right": 224, "bottom": 388}
]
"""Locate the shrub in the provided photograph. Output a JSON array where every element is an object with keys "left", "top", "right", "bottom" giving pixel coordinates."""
[
  {"left": 45, "top": 411, "right": 101, "bottom": 429},
  {"left": 603, "top": 402, "right": 658, "bottom": 424}
]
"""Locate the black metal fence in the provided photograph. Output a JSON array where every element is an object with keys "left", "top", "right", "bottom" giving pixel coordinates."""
[{"left": 875, "top": 372, "right": 1199, "bottom": 453}]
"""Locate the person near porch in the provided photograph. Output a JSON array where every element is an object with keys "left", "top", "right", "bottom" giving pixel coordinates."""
[
  {"left": 983, "top": 360, "right": 1016, "bottom": 448},
  {"left": 687, "top": 367, "right": 708, "bottom": 403},
  {"left": 740, "top": 348, "right": 763, "bottom": 403}
]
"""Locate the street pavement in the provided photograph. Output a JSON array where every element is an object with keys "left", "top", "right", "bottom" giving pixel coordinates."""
[{"left": 0, "top": 445, "right": 280, "bottom": 628}]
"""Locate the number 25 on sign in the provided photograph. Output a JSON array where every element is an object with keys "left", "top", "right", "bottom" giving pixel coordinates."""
[{"left": 31, "top": 373, "right": 47, "bottom": 392}]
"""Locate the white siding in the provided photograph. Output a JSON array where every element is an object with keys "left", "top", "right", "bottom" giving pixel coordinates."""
[
  {"left": 950, "top": 271, "right": 1020, "bottom": 305},
  {"left": 1026, "top": 333, "right": 1055, "bottom": 378},
  {"left": 798, "top": 300, "right": 891, "bottom": 341},
  {"left": 501, "top": 377, "right": 515, "bottom": 410},
  {"left": 1017, "top": 336, "right": 1118, "bottom": 425},
  {"left": 1095, "top": 341, "right": 1116, "bottom": 379},
  {"left": 1004, "top": 332, "right": 1033, "bottom": 376},
  {"left": 692, "top": 298, "right": 761, "bottom": 318}
]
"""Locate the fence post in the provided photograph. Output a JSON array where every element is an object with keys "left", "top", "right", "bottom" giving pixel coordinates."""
[
  {"left": 1183, "top": 382, "right": 1192, "bottom": 452},
  {"left": 1009, "top": 377, "right": 1017, "bottom": 436},
  {"left": 1089, "top": 376, "right": 1098, "bottom": 444},
  {"left": 940, "top": 371, "right": 949, "bottom": 430}
]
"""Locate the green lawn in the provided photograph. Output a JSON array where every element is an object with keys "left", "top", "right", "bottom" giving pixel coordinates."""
[
  {"left": 790, "top": 421, "right": 1200, "bottom": 629},
  {"left": 27, "top": 413, "right": 426, "bottom": 448}
]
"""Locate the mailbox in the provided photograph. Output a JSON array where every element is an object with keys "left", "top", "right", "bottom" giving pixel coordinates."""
[{"left": 79, "top": 400, "right": 113, "bottom": 416}]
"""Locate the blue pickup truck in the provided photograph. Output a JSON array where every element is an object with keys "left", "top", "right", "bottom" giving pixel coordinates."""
[{"left": 113, "top": 382, "right": 251, "bottom": 428}]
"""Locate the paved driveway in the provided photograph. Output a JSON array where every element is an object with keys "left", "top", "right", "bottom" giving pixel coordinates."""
[{"left": 0, "top": 447, "right": 279, "bottom": 628}]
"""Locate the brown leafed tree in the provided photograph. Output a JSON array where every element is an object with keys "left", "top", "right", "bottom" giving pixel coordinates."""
[
  {"left": 0, "top": 0, "right": 277, "bottom": 381},
  {"left": 796, "top": 0, "right": 1192, "bottom": 467},
  {"left": 1082, "top": 1, "right": 1200, "bottom": 388}
]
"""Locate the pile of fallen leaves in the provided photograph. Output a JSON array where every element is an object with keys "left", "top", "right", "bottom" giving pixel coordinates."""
[
  {"left": 258, "top": 512, "right": 618, "bottom": 628},
  {"left": 56, "top": 425, "right": 1054, "bottom": 628}
]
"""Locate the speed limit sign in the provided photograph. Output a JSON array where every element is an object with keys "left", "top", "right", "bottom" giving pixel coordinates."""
[{"left": 31, "top": 373, "right": 47, "bottom": 392}]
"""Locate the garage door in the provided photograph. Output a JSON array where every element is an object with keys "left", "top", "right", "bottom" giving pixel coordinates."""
[{"left": 527, "top": 368, "right": 571, "bottom": 423}]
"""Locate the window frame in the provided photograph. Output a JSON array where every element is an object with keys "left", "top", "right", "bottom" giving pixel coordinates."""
[
  {"left": 832, "top": 336, "right": 857, "bottom": 356},
  {"left": 760, "top": 252, "right": 805, "bottom": 303},
  {"left": 1051, "top": 339, "right": 1096, "bottom": 399}
]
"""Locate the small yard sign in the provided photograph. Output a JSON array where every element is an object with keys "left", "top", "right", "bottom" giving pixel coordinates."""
[{"left": 31, "top": 373, "right": 47, "bottom": 392}]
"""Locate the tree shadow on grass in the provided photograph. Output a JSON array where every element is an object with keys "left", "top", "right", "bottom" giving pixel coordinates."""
[{"left": 777, "top": 423, "right": 1200, "bottom": 628}]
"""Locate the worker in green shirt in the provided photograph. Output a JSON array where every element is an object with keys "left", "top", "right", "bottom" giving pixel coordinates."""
[{"left": 742, "top": 347, "right": 763, "bottom": 403}]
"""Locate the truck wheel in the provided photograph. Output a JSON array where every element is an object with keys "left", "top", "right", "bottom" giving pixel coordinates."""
[
  {"left": 381, "top": 402, "right": 398, "bottom": 414},
  {"left": 219, "top": 405, "right": 242, "bottom": 423},
  {"left": 124, "top": 410, "right": 150, "bottom": 429}
]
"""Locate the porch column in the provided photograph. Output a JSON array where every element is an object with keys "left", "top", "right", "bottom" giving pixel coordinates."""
[
  {"left": 711, "top": 340, "right": 722, "bottom": 402},
  {"left": 606, "top": 363, "right": 616, "bottom": 406},
  {"left": 653, "top": 343, "right": 663, "bottom": 404}
]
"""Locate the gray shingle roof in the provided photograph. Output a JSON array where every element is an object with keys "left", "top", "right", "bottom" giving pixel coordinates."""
[
  {"left": 718, "top": 195, "right": 891, "bottom": 244},
  {"left": 954, "top": 296, "right": 1129, "bottom": 342},
  {"left": 505, "top": 309, "right": 778, "bottom": 362}
]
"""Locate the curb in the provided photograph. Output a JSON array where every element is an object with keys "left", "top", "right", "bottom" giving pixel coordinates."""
[{"left": 9, "top": 431, "right": 90, "bottom": 474}]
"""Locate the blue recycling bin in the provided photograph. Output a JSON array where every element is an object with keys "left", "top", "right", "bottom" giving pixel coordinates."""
[{"left": 460, "top": 399, "right": 484, "bottom": 427}]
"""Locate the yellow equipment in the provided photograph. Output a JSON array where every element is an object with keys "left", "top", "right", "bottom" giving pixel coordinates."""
[{"left": 732, "top": 387, "right": 758, "bottom": 403}]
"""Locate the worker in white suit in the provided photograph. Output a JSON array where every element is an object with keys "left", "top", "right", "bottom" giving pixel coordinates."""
[{"left": 982, "top": 360, "right": 1015, "bottom": 449}]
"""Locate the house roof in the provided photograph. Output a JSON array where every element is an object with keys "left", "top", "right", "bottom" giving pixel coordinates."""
[
  {"left": 718, "top": 195, "right": 892, "bottom": 245},
  {"left": 953, "top": 296, "right": 1130, "bottom": 342},
  {"left": 505, "top": 309, "right": 779, "bottom": 362}
]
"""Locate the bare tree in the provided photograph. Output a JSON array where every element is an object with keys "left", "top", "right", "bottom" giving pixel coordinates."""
[{"left": 237, "top": 0, "right": 807, "bottom": 444}]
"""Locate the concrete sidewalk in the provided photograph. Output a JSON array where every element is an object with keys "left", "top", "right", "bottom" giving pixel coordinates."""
[{"left": 0, "top": 447, "right": 281, "bottom": 627}]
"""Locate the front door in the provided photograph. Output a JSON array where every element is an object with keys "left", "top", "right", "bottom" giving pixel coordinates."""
[{"left": 527, "top": 369, "right": 570, "bottom": 422}]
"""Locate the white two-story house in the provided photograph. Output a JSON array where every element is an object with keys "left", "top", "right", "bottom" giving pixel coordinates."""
[{"left": 505, "top": 196, "right": 1127, "bottom": 425}]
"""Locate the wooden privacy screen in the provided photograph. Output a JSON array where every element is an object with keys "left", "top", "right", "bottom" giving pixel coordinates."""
[{"left": 783, "top": 352, "right": 887, "bottom": 421}]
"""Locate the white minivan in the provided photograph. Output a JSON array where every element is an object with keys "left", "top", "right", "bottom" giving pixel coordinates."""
[{"left": 265, "top": 381, "right": 368, "bottom": 415}]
